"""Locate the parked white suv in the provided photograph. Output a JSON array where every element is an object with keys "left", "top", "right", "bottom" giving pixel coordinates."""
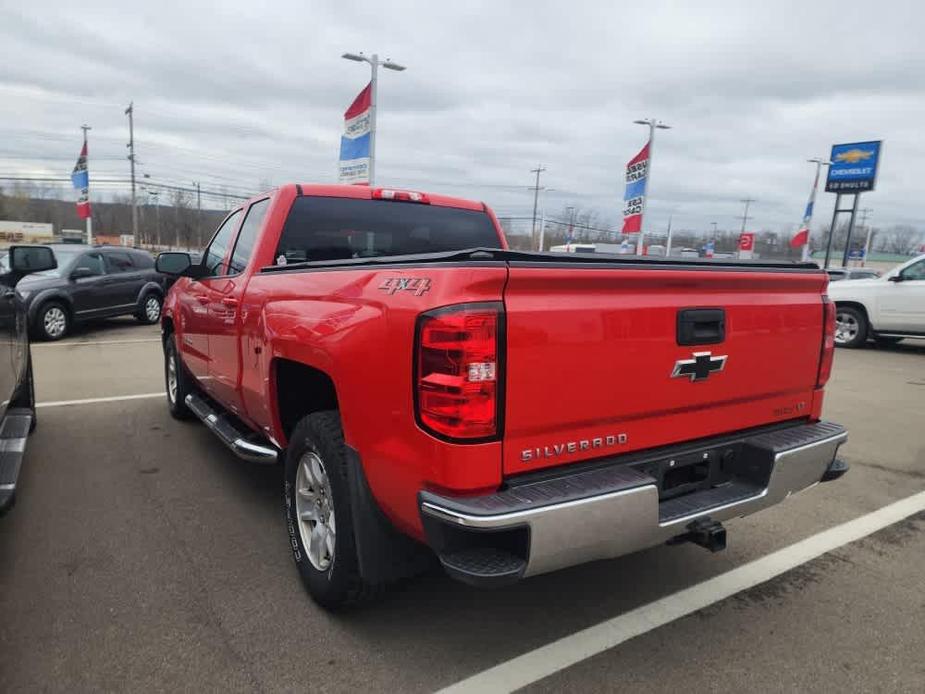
[{"left": 827, "top": 254, "right": 925, "bottom": 347}]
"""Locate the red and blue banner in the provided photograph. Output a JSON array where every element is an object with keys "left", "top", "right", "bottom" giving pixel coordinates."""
[
  {"left": 71, "top": 141, "right": 91, "bottom": 219},
  {"left": 622, "top": 142, "right": 649, "bottom": 233},
  {"left": 791, "top": 165, "right": 821, "bottom": 251},
  {"left": 338, "top": 83, "right": 372, "bottom": 184}
]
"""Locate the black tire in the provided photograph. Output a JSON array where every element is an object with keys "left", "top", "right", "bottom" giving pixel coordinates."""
[
  {"left": 164, "top": 334, "right": 194, "bottom": 420},
  {"left": 35, "top": 301, "right": 70, "bottom": 341},
  {"left": 136, "top": 292, "right": 163, "bottom": 324},
  {"left": 873, "top": 336, "right": 903, "bottom": 347},
  {"left": 284, "top": 411, "right": 381, "bottom": 609},
  {"left": 834, "top": 305, "right": 868, "bottom": 348}
]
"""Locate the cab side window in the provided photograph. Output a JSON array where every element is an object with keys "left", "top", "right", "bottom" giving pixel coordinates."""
[
  {"left": 74, "top": 252, "right": 105, "bottom": 276},
  {"left": 900, "top": 260, "right": 925, "bottom": 281},
  {"left": 228, "top": 199, "right": 270, "bottom": 274},
  {"left": 203, "top": 210, "right": 243, "bottom": 277}
]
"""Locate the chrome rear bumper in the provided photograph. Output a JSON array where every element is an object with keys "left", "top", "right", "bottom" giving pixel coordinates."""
[{"left": 420, "top": 421, "right": 847, "bottom": 582}]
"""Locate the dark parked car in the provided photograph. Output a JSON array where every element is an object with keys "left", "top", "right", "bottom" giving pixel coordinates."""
[
  {"left": 0, "top": 246, "right": 58, "bottom": 513},
  {"left": 15, "top": 244, "right": 167, "bottom": 341},
  {"left": 826, "top": 267, "right": 881, "bottom": 282}
]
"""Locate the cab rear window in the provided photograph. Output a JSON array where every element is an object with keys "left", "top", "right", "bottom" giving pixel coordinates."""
[{"left": 275, "top": 196, "right": 501, "bottom": 264}]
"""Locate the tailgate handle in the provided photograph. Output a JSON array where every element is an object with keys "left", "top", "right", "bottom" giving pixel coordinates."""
[{"left": 677, "top": 308, "right": 725, "bottom": 345}]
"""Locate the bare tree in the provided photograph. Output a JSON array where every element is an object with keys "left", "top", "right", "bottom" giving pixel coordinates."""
[{"left": 880, "top": 224, "right": 922, "bottom": 254}]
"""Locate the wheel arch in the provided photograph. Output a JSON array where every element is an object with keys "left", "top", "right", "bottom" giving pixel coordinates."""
[
  {"left": 834, "top": 300, "right": 871, "bottom": 324},
  {"left": 135, "top": 280, "right": 165, "bottom": 305},
  {"left": 28, "top": 290, "right": 75, "bottom": 327},
  {"left": 272, "top": 358, "right": 340, "bottom": 445}
]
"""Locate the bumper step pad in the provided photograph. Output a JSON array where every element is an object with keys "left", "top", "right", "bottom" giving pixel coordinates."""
[
  {"left": 439, "top": 548, "right": 527, "bottom": 587},
  {"left": 0, "top": 408, "right": 34, "bottom": 514}
]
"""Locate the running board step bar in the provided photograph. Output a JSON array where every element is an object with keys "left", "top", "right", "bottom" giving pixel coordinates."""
[
  {"left": 0, "top": 408, "right": 34, "bottom": 514},
  {"left": 185, "top": 394, "right": 278, "bottom": 464}
]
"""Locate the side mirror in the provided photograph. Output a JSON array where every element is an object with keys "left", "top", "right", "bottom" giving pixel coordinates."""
[
  {"left": 71, "top": 267, "right": 95, "bottom": 280},
  {"left": 9, "top": 245, "right": 57, "bottom": 276},
  {"left": 156, "top": 252, "right": 195, "bottom": 276},
  {"left": 888, "top": 274, "right": 903, "bottom": 283}
]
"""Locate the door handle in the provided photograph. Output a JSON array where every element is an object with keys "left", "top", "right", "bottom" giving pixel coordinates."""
[{"left": 221, "top": 297, "right": 239, "bottom": 308}]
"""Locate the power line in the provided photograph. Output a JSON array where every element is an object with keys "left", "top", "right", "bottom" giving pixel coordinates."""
[{"left": 0, "top": 175, "right": 250, "bottom": 201}]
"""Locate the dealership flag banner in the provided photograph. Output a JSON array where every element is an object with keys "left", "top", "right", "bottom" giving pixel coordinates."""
[
  {"left": 338, "top": 83, "right": 372, "bottom": 184},
  {"left": 790, "top": 165, "right": 821, "bottom": 260},
  {"left": 622, "top": 141, "right": 649, "bottom": 233},
  {"left": 71, "top": 140, "right": 91, "bottom": 220}
]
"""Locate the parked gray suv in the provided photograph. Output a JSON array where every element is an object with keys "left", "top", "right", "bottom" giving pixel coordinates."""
[{"left": 15, "top": 245, "right": 167, "bottom": 341}]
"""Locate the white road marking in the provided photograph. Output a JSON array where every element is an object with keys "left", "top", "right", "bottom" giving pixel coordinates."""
[
  {"left": 32, "top": 338, "right": 161, "bottom": 348},
  {"left": 439, "top": 489, "right": 925, "bottom": 694},
  {"left": 37, "top": 392, "right": 165, "bottom": 408}
]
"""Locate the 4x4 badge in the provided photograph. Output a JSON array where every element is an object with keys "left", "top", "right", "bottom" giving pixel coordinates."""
[
  {"left": 671, "top": 351, "right": 727, "bottom": 382},
  {"left": 378, "top": 277, "right": 431, "bottom": 296}
]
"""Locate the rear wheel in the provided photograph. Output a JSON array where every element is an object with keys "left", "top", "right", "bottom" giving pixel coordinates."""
[
  {"left": 834, "top": 306, "right": 868, "bottom": 348},
  {"left": 165, "top": 334, "right": 194, "bottom": 420},
  {"left": 136, "top": 292, "right": 163, "bottom": 324},
  {"left": 284, "top": 411, "right": 380, "bottom": 609}
]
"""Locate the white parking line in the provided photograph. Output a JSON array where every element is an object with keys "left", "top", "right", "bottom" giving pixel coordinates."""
[
  {"left": 37, "top": 393, "right": 165, "bottom": 408},
  {"left": 439, "top": 489, "right": 925, "bottom": 694},
  {"left": 32, "top": 338, "right": 161, "bottom": 348}
]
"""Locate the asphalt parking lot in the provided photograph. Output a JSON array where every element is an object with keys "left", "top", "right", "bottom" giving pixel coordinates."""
[{"left": 1, "top": 319, "right": 923, "bottom": 692}]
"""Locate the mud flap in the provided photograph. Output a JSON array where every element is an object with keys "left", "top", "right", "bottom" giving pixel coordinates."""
[{"left": 344, "top": 445, "right": 434, "bottom": 584}]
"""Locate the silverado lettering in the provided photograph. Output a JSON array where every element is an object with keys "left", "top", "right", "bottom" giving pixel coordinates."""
[
  {"left": 159, "top": 183, "right": 848, "bottom": 610},
  {"left": 521, "top": 433, "right": 629, "bottom": 462}
]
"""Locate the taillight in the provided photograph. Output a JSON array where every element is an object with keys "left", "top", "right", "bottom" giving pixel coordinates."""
[
  {"left": 415, "top": 303, "right": 503, "bottom": 441},
  {"left": 817, "top": 296, "right": 836, "bottom": 387}
]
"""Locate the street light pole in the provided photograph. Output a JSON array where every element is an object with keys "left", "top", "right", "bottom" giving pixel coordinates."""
[
  {"left": 125, "top": 102, "right": 138, "bottom": 243},
  {"left": 342, "top": 51, "right": 406, "bottom": 186},
  {"left": 149, "top": 190, "right": 160, "bottom": 246},
  {"left": 80, "top": 124, "right": 92, "bottom": 244},
  {"left": 803, "top": 158, "right": 830, "bottom": 262},
  {"left": 632, "top": 118, "right": 671, "bottom": 255}
]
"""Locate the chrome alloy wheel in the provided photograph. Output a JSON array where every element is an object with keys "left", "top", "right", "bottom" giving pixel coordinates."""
[
  {"left": 43, "top": 307, "right": 67, "bottom": 339},
  {"left": 295, "top": 451, "right": 336, "bottom": 571},
  {"left": 145, "top": 295, "right": 161, "bottom": 322},
  {"left": 834, "top": 310, "right": 859, "bottom": 345},
  {"left": 167, "top": 350, "right": 178, "bottom": 404}
]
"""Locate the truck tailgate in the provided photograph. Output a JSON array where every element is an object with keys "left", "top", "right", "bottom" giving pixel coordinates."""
[{"left": 502, "top": 264, "right": 828, "bottom": 476}]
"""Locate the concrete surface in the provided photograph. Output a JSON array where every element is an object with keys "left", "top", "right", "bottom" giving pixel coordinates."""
[{"left": 0, "top": 319, "right": 922, "bottom": 692}]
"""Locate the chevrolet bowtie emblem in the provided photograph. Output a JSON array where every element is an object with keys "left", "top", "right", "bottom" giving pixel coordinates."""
[{"left": 671, "top": 351, "right": 727, "bottom": 382}]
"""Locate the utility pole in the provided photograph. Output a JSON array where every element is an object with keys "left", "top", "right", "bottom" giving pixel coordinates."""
[
  {"left": 632, "top": 118, "right": 672, "bottom": 254},
  {"left": 193, "top": 181, "right": 201, "bottom": 249},
  {"left": 125, "top": 102, "right": 138, "bottom": 243},
  {"left": 80, "top": 124, "right": 92, "bottom": 244},
  {"left": 738, "top": 198, "right": 755, "bottom": 234},
  {"left": 341, "top": 52, "right": 406, "bottom": 185},
  {"left": 529, "top": 164, "right": 546, "bottom": 249},
  {"left": 538, "top": 187, "right": 555, "bottom": 252},
  {"left": 859, "top": 208, "right": 873, "bottom": 266}
]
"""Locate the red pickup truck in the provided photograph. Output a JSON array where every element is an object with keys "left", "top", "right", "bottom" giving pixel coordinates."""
[{"left": 158, "top": 183, "right": 847, "bottom": 608}]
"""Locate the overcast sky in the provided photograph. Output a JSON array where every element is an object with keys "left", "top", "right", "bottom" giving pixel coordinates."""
[{"left": 1, "top": 0, "right": 923, "bottom": 236}]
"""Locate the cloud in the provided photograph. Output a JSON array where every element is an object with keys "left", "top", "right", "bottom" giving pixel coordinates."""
[{"left": 1, "top": 0, "right": 922, "bottom": 234}]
